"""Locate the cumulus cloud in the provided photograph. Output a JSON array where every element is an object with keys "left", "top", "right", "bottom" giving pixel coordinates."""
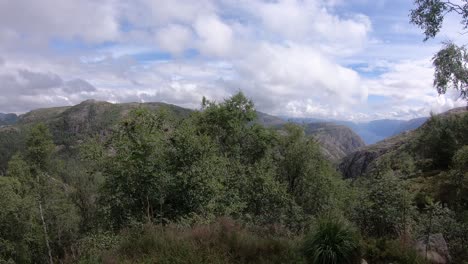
[
  {"left": 248, "top": 0, "right": 371, "bottom": 55},
  {"left": 194, "top": 15, "right": 234, "bottom": 57},
  {"left": 0, "top": 0, "right": 119, "bottom": 45},
  {"left": 156, "top": 24, "right": 193, "bottom": 55},
  {"left": 362, "top": 59, "right": 466, "bottom": 119},
  {"left": 0, "top": 0, "right": 463, "bottom": 121},
  {"left": 63, "top": 79, "right": 97, "bottom": 94},
  {"left": 233, "top": 43, "right": 365, "bottom": 116},
  {"left": 0, "top": 63, "right": 98, "bottom": 112}
]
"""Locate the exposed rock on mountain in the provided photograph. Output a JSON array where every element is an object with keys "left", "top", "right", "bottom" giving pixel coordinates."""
[
  {"left": 0, "top": 100, "right": 368, "bottom": 171},
  {"left": 305, "top": 123, "right": 366, "bottom": 162},
  {"left": 339, "top": 107, "right": 468, "bottom": 179}
]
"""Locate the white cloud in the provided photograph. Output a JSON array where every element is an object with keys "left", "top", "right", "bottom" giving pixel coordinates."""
[
  {"left": 0, "top": 0, "right": 119, "bottom": 45},
  {"left": 194, "top": 15, "right": 234, "bottom": 57},
  {"left": 0, "top": 0, "right": 464, "bottom": 121},
  {"left": 248, "top": 0, "right": 371, "bottom": 55},
  {"left": 156, "top": 24, "right": 193, "bottom": 55},
  {"left": 363, "top": 59, "right": 466, "bottom": 119}
]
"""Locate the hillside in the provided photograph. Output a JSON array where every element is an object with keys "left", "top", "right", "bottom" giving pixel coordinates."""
[
  {"left": 305, "top": 123, "right": 365, "bottom": 162},
  {"left": 0, "top": 113, "right": 18, "bottom": 126},
  {"left": 0, "top": 101, "right": 365, "bottom": 172},
  {"left": 289, "top": 116, "right": 428, "bottom": 144},
  {"left": 0, "top": 100, "right": 192, "bottom": 173},
  {"left": 339, "top": 107, "right": 468, "bottom": 179},
  {"left": 255, "top": 113, "right": 365, "bottom": 161},
  {"left": 1, "top": 94, "right": 467, "bottom": 263}
]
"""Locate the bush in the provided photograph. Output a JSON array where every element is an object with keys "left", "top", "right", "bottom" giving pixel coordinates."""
[
  {"left": 362, "top": 238, "right": 427, "bottom": 264},
  {"left": 302, "top": 218, "right": 361, "bottom": 264}
]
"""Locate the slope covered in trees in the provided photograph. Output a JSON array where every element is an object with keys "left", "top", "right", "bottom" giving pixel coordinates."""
[
  {"left": 0, "top": 94, "right": 467, "bottom": 263},
  {"left": 0, "top": 99, "right": 364, "bottom": 173}
]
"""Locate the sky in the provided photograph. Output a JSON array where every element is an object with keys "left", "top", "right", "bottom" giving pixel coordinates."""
[{"left": 0, "top": 0, "right": 466, "bottom": 121}]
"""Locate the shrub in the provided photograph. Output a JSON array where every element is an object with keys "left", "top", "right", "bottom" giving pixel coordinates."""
[
  {"left": 362, "top": 238, "right": 427, "bottom": 264},
  {"left": 302, "top": 218, "right": 361, "bottom": 264}
]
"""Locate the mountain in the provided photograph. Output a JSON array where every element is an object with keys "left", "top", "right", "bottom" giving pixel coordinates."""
[
  {"left": 0, "top": 100, "right": 366, "bottom": 172},
  {"left": 339, "top": 107, "right": 468, "bottom": 179},
  {"left": 304, "top": 123, "right": 365, "bottom": 162},
  {"left": 255, "top": 111, "right": 287, "bottom": 127},
  {"left": 391, "top": 117, "right": 427, "bottom": 136},
  {"left": 289, "top": 116, "right": 428, "bottom": 144},
  {"left": 0, "top": 113, "right": 18, "bottom": 126},
  {"left": 0, "top": 100, "right": 191, "bottom": 173},
  {"left": 257, "top": 113, "right": 365, "bottom": 161}
]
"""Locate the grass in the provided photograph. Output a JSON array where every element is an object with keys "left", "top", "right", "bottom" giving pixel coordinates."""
[{"left": 80, "top": 218, "right": 305, "bottom": 264}]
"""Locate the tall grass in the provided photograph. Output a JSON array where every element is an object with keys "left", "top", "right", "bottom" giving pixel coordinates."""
[
  {"left": 101, "top": 218, "right": 304, "bottom": 264},
  {"left": 302, "top": 218, "right": 361, "bottom": 264}
]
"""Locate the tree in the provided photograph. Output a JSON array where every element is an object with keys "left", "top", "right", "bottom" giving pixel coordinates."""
[
  {"left": 277, "top": 124, "right": 345, "bottom": 216},
  {"left": 197, "top": 92, "right": 260, "bottom": 162},
  {"left": 0, "top": 176, "right": 38, "bottom": 264},
  {"left": 411, "top": 0, "right": 468, "bottom": 100},
  {"left": 96, "top": 108, "right": 174, "bottom": 229},
  {"left": 450, "top": 146, "right": 468, "bottom": 211},
  {"left": 7, "top": 124, "right": 79, "bottom": 263},
  {"left": 352, "top": 171, "right": 414, "bottom": 238}
]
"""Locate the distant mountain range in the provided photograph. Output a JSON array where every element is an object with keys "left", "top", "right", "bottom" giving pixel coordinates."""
[
  {"left": 0, "top": 103, "right": 430, "bottom": 169},
  {"left": 256, "top": 112, "right": 365, "bottom": 162},
  {"left": 0, "top": 113, "right": 18, "bottom": 126},
  {"left": 0, "top": 101, "right": 364, "bottom": 172},
  {"left": 0, "top": 108, "right": 430, "bottom": 145},
  {"left": 339, "top": 107, "right": 467, "bottom": 179},
  {"left": 287, "top": 116, "right": 428, "bottom": 144}
]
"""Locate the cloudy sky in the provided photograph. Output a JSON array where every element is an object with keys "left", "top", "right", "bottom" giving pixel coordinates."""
[{"left": 0, "top": 0, "right": 466, "bottom": 120}]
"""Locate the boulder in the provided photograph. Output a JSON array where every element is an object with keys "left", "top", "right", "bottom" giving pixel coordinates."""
[{"left": 415, "top": 233, "right": 451, "bottom": 264}]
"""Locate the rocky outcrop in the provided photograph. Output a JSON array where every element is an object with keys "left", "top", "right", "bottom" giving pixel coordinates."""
[
  {"left": 305, "top": 123, "right": 366, "bottom": 163},
  {"left": 338, "top": 132, "right": 410, "bottom": 178},
  {"left": 339, "top": 106, "right": 468, "bottom": 179},
  {"left": 415, "top": 233, "right": 451, "bottom": 264}
]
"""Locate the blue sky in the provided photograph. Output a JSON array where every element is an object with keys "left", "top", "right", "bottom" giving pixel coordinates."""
[{"left": 0, "top": 0, "right": 465, "bottom": 120}]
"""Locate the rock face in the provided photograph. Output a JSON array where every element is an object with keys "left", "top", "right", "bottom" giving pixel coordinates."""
[
  {"left": 256, "top": 115, "right": 366, "bottom": 163},
  {"left": 305, "top": 123, "right": 366, "bottom": 163},
  {"left": 338, "top": 132, "right": 410, "bottom": 178},
  {"left": 415, "top": 233, "right": 451, "bottom": 264}
]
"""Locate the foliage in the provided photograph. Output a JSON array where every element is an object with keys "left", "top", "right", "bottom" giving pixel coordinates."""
[
  {"left": 302, "top": 217, "right": 361, "bottom": 264},
  {"left": 3, "top": 124, "right": 80, "bottom": 263},
  {"left": 278, "top": 124, "right": 347, "bottom": 217},
  {"left": 97, "top": 108, "right": 174, "bottom": 229},
  {"left": 0, "top": 176, "right": 38, "bottom": 264},
  {"left": 4, "top": 93, "right": 468, "bottom": 262},
  {"left": 415, "top": 202, "right": 468, "bottom": 262},
  {"left": 411, "top": 0, "right": 468, "bottom": 100},
  {"left": 352, "top": 171, "right": 414, "bottom": 238},
  {"left": 362, "top": 238, "right": 428, "bottom": 264},
  {"left": 91, "top": 218, "right": 304, "bottom": 264},
  {"left": 415, "top": 113, "right": 468, "bottom": 168}
]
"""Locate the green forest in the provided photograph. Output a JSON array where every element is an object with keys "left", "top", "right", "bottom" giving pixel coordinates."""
[{"left": 0, "top": 92, "right": 467, "bottom": 264}]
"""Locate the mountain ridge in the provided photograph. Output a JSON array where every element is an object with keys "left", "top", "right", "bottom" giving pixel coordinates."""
[
  {"left": 0, "top": 100, "right": 365, "bottom": 171},
  {"left": 339, "top": 106, "right": 468, "bottom": 179}
]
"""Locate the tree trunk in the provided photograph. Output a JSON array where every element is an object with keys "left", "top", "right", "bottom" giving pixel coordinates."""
[{"left": 39, "top": 200, "right": 54, "bottom": 264}]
